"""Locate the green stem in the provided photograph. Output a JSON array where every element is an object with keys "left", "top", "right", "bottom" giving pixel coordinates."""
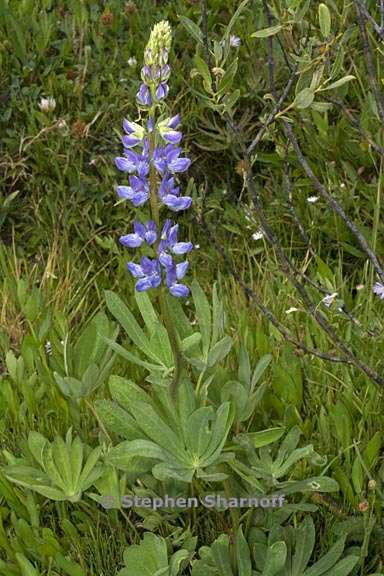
[{"left": 148, "top": 111, "right": 183, "bottom": 400}]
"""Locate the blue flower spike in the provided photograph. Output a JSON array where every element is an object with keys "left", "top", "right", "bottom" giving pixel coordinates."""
[{"left": 114, "top": 21, "right": 193, "bottom": 298}]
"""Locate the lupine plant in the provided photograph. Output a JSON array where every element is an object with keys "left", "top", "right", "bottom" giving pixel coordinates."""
[{"left": 114, "top": 20, "right": 193, "bottom": 398}]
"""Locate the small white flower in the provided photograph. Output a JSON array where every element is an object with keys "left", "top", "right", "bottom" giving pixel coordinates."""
[
  {"left": 252, "top": 230, "right": 264, "bottom": 241},
  {"left": 195, "top": 244, "right": 200, "bottom": 249},
  {"left": 321, "top": 292, "right": 338, "bottom": 308},
  {"left": 307, "top": 196, "right": 319, "bottom": 204},
  {"left": 229, "top": 34, "right": 241, "bottom": 47},
  {"left": 340, "top": 183, "right": 345, "bottom": 189},
  {"left": 45, "top": 341, "right": 52, "bottom": 355},
  {"left": 355, "top": 283, "right": 364, "bottom": 291},
  {"left": 285, "top": 307, "right": 299, "bottom": 314},
  {"left": 39, "top": 97, "right": 56, "bottom": 112},
  {"left": 57, "top": 119, "right": 67, "bottom": 129},
  {"left": 127, "top": 56, "right": 137, "bottom": 67}
]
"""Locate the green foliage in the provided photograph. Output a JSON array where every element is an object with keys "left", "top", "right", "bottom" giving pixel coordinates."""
[
  {"left": 1, "top": 0, "right": 384, "bottom": 573},
  {"left": 2, "top": 428, "right": 103, "bottom": 502}
]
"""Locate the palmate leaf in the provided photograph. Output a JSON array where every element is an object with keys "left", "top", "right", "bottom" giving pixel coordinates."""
[
  {"left": 118, "top": 532, "right": 191, "bottom": 576},
  {"left": 3, "top": 433, "right": 103, "bottom": 502}
]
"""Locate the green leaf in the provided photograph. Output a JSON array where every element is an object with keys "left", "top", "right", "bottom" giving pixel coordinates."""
[
  {"left": 251, "top": 354, "right": 272, "bottom": 389},
  {"left": 185, "top": 407, "right": 213, "bottom": 457},
  {"left": 364, "top": 431, "right": 381, "bottom": 469},
  {"left": 248, "top": 427, "right": 286, "bottom": 448},
  {"left": 135, "top": 291, "right": 158, "bottom": 336},
  {"left": 70, "top": 437, "right": 84, "bottom": 492},
  {"left": 191, "top": 280, "right": 211, "bottom": 358},
  {"left": 262, "top": 541, "right": 287, "bottom": 576},
  {"left": 303, "top": 536, "right": 346, "bottom": 576},
  {"left": 109, "top": 375, "right": 150, "bottom": 411},
  {"left": 251, "top": 25, "right": 283, "bottom": 38},
  {"left": 103, "top": 337, "right": 162, "bottom": 372},
  {"left": 292, "top": 516, "right": 315, "bottom": 574},
  {"left": 94, "top": 400, "right": 140, "bottom": 439},
  {"left": 293, "top": 88, "right": 315, "bottom": 110},
  {"left": 351, "top": 457, "right": 363, "bottom": 494},
  {"left": 15, "top": 553, "right": 40, "bottom": 576},
  {"left": 319, "top": 76, "right": 355, "bottom": 91},
  {"left": 131, "top": 401, "right": 188, "bottom": 463},
  {"left": 207, "top": 336, "right": 233, "bottom": 367},
  {"left": 321, "top": 556, "right": 359, "bottom": 576},
  {"left": 105, "top": 291, "right": 156, "bottom": 361},
  {"left": 210, "top": 535, "right": 232, "bottom": 576},
  {"left": 318, "top": 3, "right": 331, "bottom": 37},
  {"left": 180, "top": 16, "right": 204, "bottom": 45},
  {"left": 78, "top": 446, "right": 102, "bottom": 489},
  {"left": 54, "top": 553, "right": 86, "bottom": 576},
  {"left": 27, "top": 432, "right": 48, "bottom": 468},
  {"left": 194, "top": 55, "right": 213, "bottom": 92},
  {"left": 237, "top": 527, "right": 252, "bottom": 576}
]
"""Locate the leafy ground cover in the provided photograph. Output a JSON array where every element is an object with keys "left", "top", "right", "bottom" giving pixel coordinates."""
[{"left": 0, "top": 0, "right": 384, "bottom": 574}]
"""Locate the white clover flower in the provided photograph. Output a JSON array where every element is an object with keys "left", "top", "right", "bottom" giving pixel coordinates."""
[
  {"left": 252, "top": 230, "right": 264, "bottom": 241},
  {"left": 39, "top": 97, "right": 56, "bottom": 112}
]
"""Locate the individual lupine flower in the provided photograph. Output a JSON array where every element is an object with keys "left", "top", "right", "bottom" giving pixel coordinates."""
[
  {"left": 116, "top": 175, "right": 149, "bottom": 206},
  {"left": 120, "top": 220, "right": 157, "bottom": 247},
  {"left": 155, "top": 83, "right": 169, "bottom": 101},
  {"left": 373, "top": 281, "right": 384, "bottom": 299},
  {"left": 137, "top": 83, "right": 152, "bottom": 106},
  {"left": 153, "top": 144, "right": 191, "bottom": 174},
  {"left": 159, "top": 176, "right": 192, "bottom": 211},
  {"left": 122, "top": 119, "right": 145, "bottom": 147},
  {"left": 165, "top": 259, "right": 190, "bottom": 297},
  {"left": 157, "top": 114, "right": 182, "bottom": 144},
  {"left": 229, "top": 34, "right": 241, "bottom": 47},
  {"left": 158, "top": 219, "right": 193, "bottom": 266},
  {"left": 115, "top": 142, "right": 150, "bottom": 178},
  {"left": 127, "top": 257, "right": 161, "bottom": 291}
]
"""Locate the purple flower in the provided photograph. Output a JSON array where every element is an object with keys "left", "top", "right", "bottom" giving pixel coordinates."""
[
  {"left": 155, "top": 83, "right": 169, "bottom": 101},
  {"left": 165, "top": 260, "right": 190, "bottom": 298},
  {"left": 161, "top": 65, "right": 171, "bottom": 81},
  {"left": 159, "top": 176, "right": 192, "bottom": 212},
  {"left": 373, "top": 282, "right": 384, "bottom": 299},
  {"left": 229, "top": 34, "right": 241, "bottom": 47},
  {"left": 153, "top": 144, "right": 191, "bottom": 174},
  {"left": 137, "top": 83, "right": 152, "bottom": 106},
  {"left": 117, "top": 148, "right": 149, "bottom": 178},
  {"left": 116, "top": 175, "right": 150, "bottom": 207},
  {"left": 120, "top": 220, "right": 157, "bottom": 248},
  {"left": 127, "top": 257, "right": 161, "bottom": 291},
  {"left": 158, "top": 115, "right": 182, "bottom": 144},
  {"left": 158, "top": 219, "right": 193, "bottom": 266}
]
